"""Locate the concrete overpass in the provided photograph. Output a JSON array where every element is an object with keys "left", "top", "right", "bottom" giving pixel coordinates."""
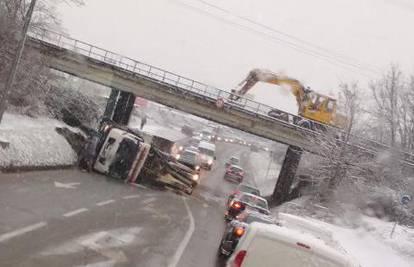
[{"left": 25, "top": 28, "right": 414, "bottom": 167}]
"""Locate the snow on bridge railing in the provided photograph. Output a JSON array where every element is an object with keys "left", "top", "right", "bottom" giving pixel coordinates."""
[{"left": 27, "top": 27, "right": 414, "bottom": 163}]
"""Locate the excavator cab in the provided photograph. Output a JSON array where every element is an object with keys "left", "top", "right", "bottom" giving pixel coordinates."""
[
  {"left": 300, "top": 93, "right": 347, "bottom": 128},
  {"left": 301, "top": 92, "right": 336, "bottom": 123}
]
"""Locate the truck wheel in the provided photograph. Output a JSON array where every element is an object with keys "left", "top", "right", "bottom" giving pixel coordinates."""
[{"left": 186, "top": 188, "right": 193, "bottom": 195}]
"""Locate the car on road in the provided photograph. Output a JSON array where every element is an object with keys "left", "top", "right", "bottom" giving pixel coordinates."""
[
  {"left": 224, "top": 165, "right": 244, "bottom": 183},
  {"left": 218, "top": 210, "right": 277, "bottom": 258},
  {"left": 189, "top": 136, "right": 202, "bottom": 147},
  {"left": 198, "top": 141, "right": 216, "bottom": 170},
  {"left": 225, "top": 156, "right": 240, "bottom": 168},
  {"left": 227, "top": 222, "right": 359, "bottom": 267},
  {"left": 227, "top": 184, "right": 261, "bottom": 206},
  {"left": 200, "top": 130, "right": 213, "bottom": 141},
  {"left": 177, "top": 148, "right": 201, "bottom": 174},
  {"left": 181, "top": 125, "right": 194, "bottom": 136},
  {"left": 225, "top": 192, "right": 270, "bottom": 221}
]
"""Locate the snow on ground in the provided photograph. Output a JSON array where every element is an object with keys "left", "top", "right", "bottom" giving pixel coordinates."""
[
  {"left": 329, "top": 218, "right": 413, "bottom": 267},
  {"left": 247, "top": 151, "right": 281, "bottom": 196},
  {"left": 0, "top": 113, "right": 77, "bottom": 169},
  {"left": 275, "top": 203, "right": 414, "bottom": 267}
]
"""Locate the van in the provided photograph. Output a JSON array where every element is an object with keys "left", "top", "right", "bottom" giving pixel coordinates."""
[
  {"left": 227, "top": 222, "right": 358, "bottom": 267},
  {"left": 198, "top": 141, "right": 216, "bottom": 170}
]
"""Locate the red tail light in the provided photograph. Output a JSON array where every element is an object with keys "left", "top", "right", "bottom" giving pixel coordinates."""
[
  {"left": 232, "top": 201, "right": 242, "bottom": 209},
  {"left": 233, "top": 250, "right": 247, "bottom": 267}
]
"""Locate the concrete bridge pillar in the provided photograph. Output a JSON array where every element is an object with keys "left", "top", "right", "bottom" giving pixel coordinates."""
[
  {"left": 103, "top": 88, "right": 135, "bottom": 126},
  {"left": 270, "top": 145, "right": 303, "bottom": 206},
  {"left": 103, "top": 88, "right": 119, "bottom": 119}
]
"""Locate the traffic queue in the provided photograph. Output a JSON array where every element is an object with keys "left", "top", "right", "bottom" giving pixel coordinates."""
[{"left": 87, "top": 122, "right": 359, "bottom": 267}]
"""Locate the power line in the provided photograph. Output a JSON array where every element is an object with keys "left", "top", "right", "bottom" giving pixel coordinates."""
[
  {"left": 172, "top": 0, "right": 380, "bottom": 77},
  {"left": 192, "top": 0, "right": 382, "bottom": 74},
  {"left": 194, "top": 0, "right": 380, "bottom": 73}
]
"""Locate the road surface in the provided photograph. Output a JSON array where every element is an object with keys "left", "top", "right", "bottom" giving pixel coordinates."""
[{"left": 0, "top": 142, "right": 258, "bottom": 267}]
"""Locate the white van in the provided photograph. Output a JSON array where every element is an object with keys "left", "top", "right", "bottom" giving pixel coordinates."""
[
  {"left": 227, "top": 222, "right": 358, "bottom": 267},
  {"left": 198, "top": 141, "right": 216, "bottom": 170}
]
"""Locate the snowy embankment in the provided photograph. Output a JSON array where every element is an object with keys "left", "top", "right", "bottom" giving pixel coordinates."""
[
  {"left": 275, "top": 198, "right": 414, "bottom": 266},
  {"left": 278, "top": 212, "right": 414, "bottom": 267},
  {"left": 331, "top": 218, "right": 414, "bottom": 267},
  {"left": 246, "top": 146, "right": 414, "bottom": 266},
  {"left": 246, "top": 151, "right": 281, "bottom": 196},
  {"left": 0, "top": 113, "right": 77, "bottom": 170}
]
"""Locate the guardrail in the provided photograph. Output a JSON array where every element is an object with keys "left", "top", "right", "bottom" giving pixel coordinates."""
[{"left": 28, "top": 27, "right": 414, "bottom": 163}]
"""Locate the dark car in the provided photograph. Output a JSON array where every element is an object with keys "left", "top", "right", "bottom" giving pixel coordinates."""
[
  {"left": 225, "top": 156, "right": 240, "bottom": 168},
  {"left": 227, "top": 183, "right": 261, "bottom": 206},
  {"left": 267, "top": 109, "right": 290, "bottom": 122},
  {"left": 181, "top": 125, "right": 194, "bottom": 136},
  {"left": 224, "top": 164, "right": 244, "bottom": 183},
  {"left": 218, "top": 210, "right": 277, "bottom": 257},
  {"left": 225, "top": 192, "right": 270, "bottom": 221}
]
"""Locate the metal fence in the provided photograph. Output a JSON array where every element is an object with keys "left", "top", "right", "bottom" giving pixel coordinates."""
[{"left": 27, "top": 27, "right": 414, "bottom": 163}]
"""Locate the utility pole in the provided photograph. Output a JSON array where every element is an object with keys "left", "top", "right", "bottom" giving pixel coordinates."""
[{"left": 0, "top": 0, "right": 37, "bottom": 123}]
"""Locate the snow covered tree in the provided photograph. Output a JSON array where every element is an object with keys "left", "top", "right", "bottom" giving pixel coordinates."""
[
  {"left": 0, "top": 0, "right": 83, "bottom": 116},
  {"left": 305, "top": 82, "right": 371, "bottom": 200}
]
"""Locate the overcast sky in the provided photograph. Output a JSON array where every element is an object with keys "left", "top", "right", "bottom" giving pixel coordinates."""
[{"left": 55, "top": 0, "right": 414, "bottom": 113}]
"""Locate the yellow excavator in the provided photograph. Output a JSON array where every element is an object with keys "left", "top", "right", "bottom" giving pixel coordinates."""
[{"left": 230, "top": 69, "right": 347, "bottom": 129}]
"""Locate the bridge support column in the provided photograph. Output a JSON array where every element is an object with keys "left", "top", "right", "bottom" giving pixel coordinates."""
[
  {"left": 104, "top": 88, "right": 135, "bottom": 126},
  {"left": 270, "top": 145, "right": 303, "bottom": 207},
  {"left": 103, "top": 88, "right": 120, "bottom": 120}
]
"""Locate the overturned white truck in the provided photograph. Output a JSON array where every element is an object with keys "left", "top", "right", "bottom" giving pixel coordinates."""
[{"left": 93, "top": 121, "right": 198, "bottom": 194}]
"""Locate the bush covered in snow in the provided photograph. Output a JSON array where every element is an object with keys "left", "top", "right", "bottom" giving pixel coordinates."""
[{"left": 44, "top": 85, "right": 104, "bottom": 128}]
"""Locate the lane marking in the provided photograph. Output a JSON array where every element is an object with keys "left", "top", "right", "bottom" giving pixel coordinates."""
[
  {"left": 129, "top": 183, "right": 148, "bottom": 190},
  {"left": 96, "top": 199, "right": 115, "bottom": 206},
  {"left": 168, "top": 196, "right": 195, "bottom": 267},
  {"left": 122, "top": 195, "right": 140, "bottom": 200},
  {"left": 0, "top": 222, "right": 47, "bottom": 243},
  {"left": 141, "top": 197, "right": 156, "bottom": 205},
  {"left": 63, "top": 208, "right": 89, "bottom": 217}
]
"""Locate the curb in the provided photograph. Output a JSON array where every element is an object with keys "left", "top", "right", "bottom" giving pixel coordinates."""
[{"left": 0, "top": 164, "right": 75, "bottom": 173}]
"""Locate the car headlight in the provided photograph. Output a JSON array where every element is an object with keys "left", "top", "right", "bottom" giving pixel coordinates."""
[
  {"left": 103, "top": 125, "right": 111, "bottom": 132},
  {"left": 207, "top": 159, "right": 213, "bottom": 165},
  {"left": 175, "top": 154, "right": 181, "bottom": 160},
  {"left": 195, "top": 165, "right": 200, "bottom": 170},
  {"left": 192, "top": 174, "right": 199, "bottom": 181}
]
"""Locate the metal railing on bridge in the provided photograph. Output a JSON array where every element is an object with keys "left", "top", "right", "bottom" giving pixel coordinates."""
[{"left": 27, "top": 27, "right": 414, "bottom": 163}]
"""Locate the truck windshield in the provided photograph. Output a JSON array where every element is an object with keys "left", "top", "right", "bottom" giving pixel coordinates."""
[
  {"left": 198, "top": 147, "right": 214, "bottom": 157},
  {"left": 182, "top": 151, "right": 197, "bottom": 163}
]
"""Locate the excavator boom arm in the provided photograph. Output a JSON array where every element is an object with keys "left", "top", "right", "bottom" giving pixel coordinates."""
[{"left": 233, "top": 69, "right": 307, "bottom": 109}]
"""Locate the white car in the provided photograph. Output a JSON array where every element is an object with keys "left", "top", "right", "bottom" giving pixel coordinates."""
[
  {"left": 227, "top": 222, "right": 359, "bottom": 267},
  {"left": 198, "top": 141, "right": 216, "bottom": 170}
]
